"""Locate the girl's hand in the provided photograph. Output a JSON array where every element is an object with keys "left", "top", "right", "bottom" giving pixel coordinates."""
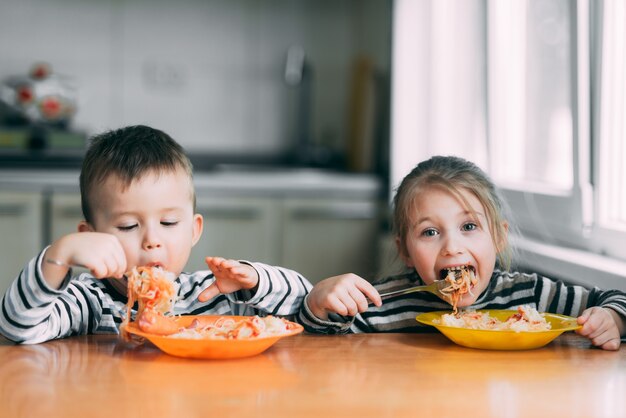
[
  {"left": 306, "top": 273, "right": 382, "bottom": 320},
  {"left": 43, "top": 232, "right": 127, "bottom": 289},
  {"left": 576, "top": 307, "right": 624, "bottom": 350},
  {"left": 198, "top": 256, "right": 259, "bottom": 302}
]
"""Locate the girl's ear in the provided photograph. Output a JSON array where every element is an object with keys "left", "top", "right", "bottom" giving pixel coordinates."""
[
  {"left": 496, "top": 221, "right": 509, "bottom": 253},
  {"left": 78, "top": 220, "right": 95, "bottom": 233},
  {"left": 395, "top": 236, "right": 414, "bottom": 268}
]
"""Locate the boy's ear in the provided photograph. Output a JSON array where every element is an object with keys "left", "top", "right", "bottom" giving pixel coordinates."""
[
  {"left": 395, "top": 235, "right": 413, "bottom": 268},
  {"left": 191, "top": 214, "right": 203, "bottom": 247},
  {"left": 78, "top": 220, "right": 95, "bottom": 232}
]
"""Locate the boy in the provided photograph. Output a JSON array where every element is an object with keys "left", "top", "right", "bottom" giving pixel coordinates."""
[{"left": 0, "top": 125, "right": 312, "bottom": 344}]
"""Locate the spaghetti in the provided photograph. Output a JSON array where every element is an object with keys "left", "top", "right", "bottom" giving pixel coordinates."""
[
  {"left": 439, "top": 266, "right": 477, "bottom": 313},
  {"left": 171, "top": 315, "right": 296, "bottom": 340},
  {"left": 121, "top": 266, "right": 179, "bottom": 338},
  {"left": 438, "top": 306, "right": 551, "bottom": 332}
]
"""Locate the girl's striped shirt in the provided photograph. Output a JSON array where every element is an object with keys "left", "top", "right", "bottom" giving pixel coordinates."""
[{"left": 297, "top": 269, "right": 626, "bottom": 335}]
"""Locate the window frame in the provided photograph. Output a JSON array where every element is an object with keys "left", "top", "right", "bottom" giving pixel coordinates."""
[
  {"left": 587, "top": 0, "right": 626, "bottom": 261},
  {"left": 487, "top": 0, "right": 595, "bottom": 252}
]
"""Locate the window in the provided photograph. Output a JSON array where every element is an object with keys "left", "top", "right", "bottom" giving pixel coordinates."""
[
  {"left": 591, "top": 0, "right": 626, "bottom": 259},
  {"left": 488, "top": 0, "right": 574, "bottom": 191},
  {"left": 487, "top": 0, "right": 626, "bottom": 263},
  {"left": 486, "top": 0, "right": 594, "bottom": 249},
  {"left": 391, "top": 0, "right": 626, "bottom": 266},
  {"left": 391, "top": 0, "right": 487, "bottom": 192}
]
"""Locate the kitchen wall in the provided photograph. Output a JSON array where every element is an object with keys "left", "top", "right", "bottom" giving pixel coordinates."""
[{"left": 0, "top": 0, "right": 391, "bottom": 162}]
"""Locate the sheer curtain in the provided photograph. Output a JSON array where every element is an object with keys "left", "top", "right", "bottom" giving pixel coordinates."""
[
  {"left": 390, "top": 0, "right": 487, "bottom": 193},
  {"left": 390, "top": 0, "right": 626, "bottom": 284},
  {"left": 592, "top": 0, "right": 626, "bottom": 260}
]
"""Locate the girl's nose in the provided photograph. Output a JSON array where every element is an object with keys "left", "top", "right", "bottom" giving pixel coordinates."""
[{"left": 441, "top": 235, "right": 464, "bottom": 256}]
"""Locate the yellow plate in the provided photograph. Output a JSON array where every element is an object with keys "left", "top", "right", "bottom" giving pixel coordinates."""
[
  {"left": 416, "top": 310, "right": 581, "bottom": 350},
  {"left": 125, "top": 315, "right": 303, "bottom": 359}
]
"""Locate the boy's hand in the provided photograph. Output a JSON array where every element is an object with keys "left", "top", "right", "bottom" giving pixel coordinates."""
[
  {"left": 43, "top": 232, "right": 127, "bottom": 289},
  {"left": 576, "top": 307, "right": 624, "bottom": 350},
  {"left": 306, "top": 273, "right": 381, "bottom": 320},
  {"left": 198, "top": 256, "right": 260, "bottom": 302}
]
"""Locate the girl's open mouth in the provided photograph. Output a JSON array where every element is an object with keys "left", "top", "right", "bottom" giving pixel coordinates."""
[
  {"left": 439, "top": 265, "right": 476, "bottom": 282},
  {"left": 437, "top": 265, "right": 478, "bottom": 312}
]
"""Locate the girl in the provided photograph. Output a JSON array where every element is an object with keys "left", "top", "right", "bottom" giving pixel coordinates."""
[{"left": 296, "top": 156, "right": 626, "bottom": 350}]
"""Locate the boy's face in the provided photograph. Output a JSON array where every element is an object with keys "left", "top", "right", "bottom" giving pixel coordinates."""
[
  {"left": 81, "top": 168, "right": 202, "bottom": 276},
  {"left": 400, "top": 187, "right": 500, "bottom": 308}
]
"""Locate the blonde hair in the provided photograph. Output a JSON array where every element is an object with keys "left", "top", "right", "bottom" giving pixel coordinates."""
[{"left": 392, "top": 155, "right": 512, "bottom": 270}]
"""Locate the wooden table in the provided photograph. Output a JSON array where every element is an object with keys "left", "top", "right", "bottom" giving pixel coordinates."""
[{"left": 1, "top": 332, "right": 624, "bottom": 418}]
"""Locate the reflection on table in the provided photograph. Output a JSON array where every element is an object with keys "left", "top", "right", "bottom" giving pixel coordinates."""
[{"left": 0, "top": 332, "right": 624, "bottom": 418}]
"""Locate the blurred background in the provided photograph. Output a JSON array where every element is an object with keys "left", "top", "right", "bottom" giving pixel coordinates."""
[
  {"left": 0, "top": 0, "right": 392, "bottom": 291},
  {"left": 1, "top": 0, "right": 626, "bottom": 293},
  {"left": 0, "top": 0, "right": 391, "bottom": 172}
]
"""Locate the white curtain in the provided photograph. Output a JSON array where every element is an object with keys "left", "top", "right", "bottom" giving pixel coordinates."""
[{"left": 390, "top": 0, "right": 487, "bottom": 191}]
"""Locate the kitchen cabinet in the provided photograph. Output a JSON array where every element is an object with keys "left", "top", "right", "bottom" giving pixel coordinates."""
[
  {"left": 46, "top": 194, "right": 285, "bottom": 273},
  {"left": 187, "top": 196, "right": 281, "bottom": 272},
  {"left": 280, "top": 198, "right": 380, "bottom": 282},
  {"left": 50, "top": 193, "right": 83, "bottom": 242},
  {"left": 0, "top": 169, "right": 384, "bottom": 287},
  {"left": 38, "top": 191, "right": 384, "bottom": 281},
  {"left": 190, "top": 196, "right": 381, "bottom": 283},
  {"left": 0, "top": 192, "right": 43, "bottom": 294}
]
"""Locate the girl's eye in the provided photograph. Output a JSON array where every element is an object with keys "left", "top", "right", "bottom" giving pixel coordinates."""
[
  {"left": 421, "top": 228, "right": 439, "bottom": 237},
  {"left": 118, "top": 224, "right": 137, "bottom": 231},
  {"left": 161, "top": 221, "right": 179, "bottom": 227},
  {"left": 462, "top": 222, "right": 477, "bottom": 232}
]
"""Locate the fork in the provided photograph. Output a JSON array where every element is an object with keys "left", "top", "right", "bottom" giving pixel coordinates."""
[
  {"left": 375, "top": 280, "right": 451, "bottom": 303},
  {"left": 45, "top": 259, "right": 128, "bottom": 281},
  {"left": 45, "top": 258, "right": 90, "bottom": 270}
]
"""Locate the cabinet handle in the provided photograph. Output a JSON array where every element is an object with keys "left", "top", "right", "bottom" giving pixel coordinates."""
[
  {"left": 200, "top": 207, "right": 261, "bottom": 220},
  {"left": 56, "top": 207, "right": 85, "bottom": 219},
  {"left": 0, "top": 204, "right": 26, "bottom": 217},
  {"left": 290, "top": 207, "right": 377, "bottom": 220}
]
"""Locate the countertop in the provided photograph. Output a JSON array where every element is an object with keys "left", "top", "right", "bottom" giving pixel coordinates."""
[
  {"left": 0, "top": 167, "right": 384, "bottom": 199},
  {"left": 0, "top": 332, "right": 623, "bottom": 418}
]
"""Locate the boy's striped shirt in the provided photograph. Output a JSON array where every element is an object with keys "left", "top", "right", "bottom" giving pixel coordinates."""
[{"left": 0, "top": 249, "right": 311, "bottom": 344}]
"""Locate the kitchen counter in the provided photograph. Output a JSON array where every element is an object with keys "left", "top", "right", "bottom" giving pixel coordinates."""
[
  {"left": 0, "top": 168, "right": 384, "bottom": 198},
  {"left": 0, "top": 167, "right": 385, "bottom": 285},
  {"left": 0, "top": 332, "right": 623, "bottom": 418}
]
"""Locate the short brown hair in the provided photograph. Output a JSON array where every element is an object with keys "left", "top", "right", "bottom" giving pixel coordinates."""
[{"left": 79, "top": 125, "right": 194, "bottom": 224}]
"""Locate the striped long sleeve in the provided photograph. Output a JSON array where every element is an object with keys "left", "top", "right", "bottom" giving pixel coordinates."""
[
  {"left": 0, "top": 250, "right": 311, "bottom": 344},
  {"left": 296, "top": 270, "right": 626, "bottom": 335}
]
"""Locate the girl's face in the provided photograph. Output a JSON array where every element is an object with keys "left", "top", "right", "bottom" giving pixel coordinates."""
[
  {"left": 400, "top": 186, "right": 503, "bottom": 307},
  {"left": 82, "top": 168, "right": 203, "bottom": 276}
]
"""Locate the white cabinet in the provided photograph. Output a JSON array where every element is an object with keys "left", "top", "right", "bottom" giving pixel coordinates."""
[
  {"left": 187, "top": 196, "right": 281, "bottom": 272},
  {"left": 280, "top": 198, "right": 380, "bottom": 283},
  {"left": 50, "top": 193, "right": 84, "bottom": 242},
  {"left": 0, "top": 192, "right": 43, "bottom": 294},
  {"left": 0, "top": 170, "right": 383, "bottom": 288},
  {"left": 46, "top": 194, "right": 286, "bottom": 274},
  {"left": 190, "top": 196, "right": 381, "bottom": 283}
]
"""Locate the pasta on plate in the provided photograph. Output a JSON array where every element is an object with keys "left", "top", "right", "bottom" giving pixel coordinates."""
[{"left": 437, "top": 306, "right": 551, "bottom": 332}]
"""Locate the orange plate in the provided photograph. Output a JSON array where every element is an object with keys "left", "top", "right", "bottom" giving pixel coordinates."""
[{"left": 125, "top": 315, "right": 303, "bottom": 359}]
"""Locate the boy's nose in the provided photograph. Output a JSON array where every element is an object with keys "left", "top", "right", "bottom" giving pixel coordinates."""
[
  {"left": 144, "top": 241, "right": 162, "bottom": 250},
  {"left": 142, "top": 229, "right": 162, "bottom": 250}
]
